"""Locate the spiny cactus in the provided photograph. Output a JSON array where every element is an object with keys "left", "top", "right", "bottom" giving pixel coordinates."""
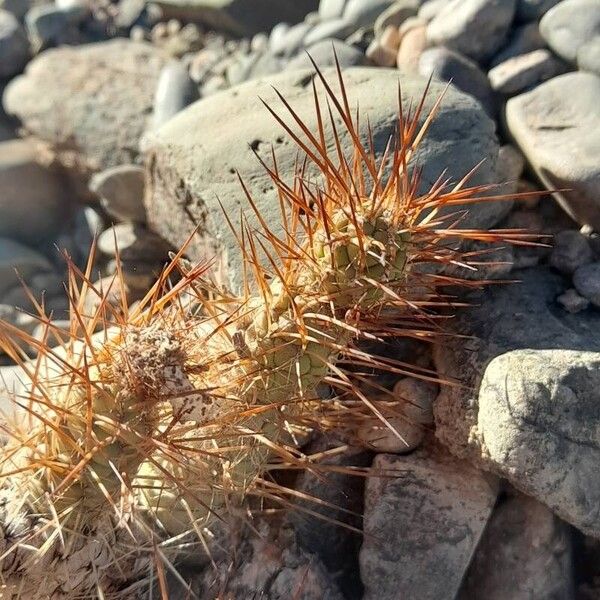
[{"left": 0, "top": 63, "right": 537, "bottom": 598}]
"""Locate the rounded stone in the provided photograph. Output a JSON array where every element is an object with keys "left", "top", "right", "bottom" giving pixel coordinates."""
[
  {"left": 506, "top": 72, "right": 600, "bottom": 230},
  {"left": 573, "top": 262, "right": 600, "bottom": 307},
  {"left": 145, "top": 68, "right": 507, "bottom": 291},
  {"left": 427, "top": 0, "right": 517, "bottom": 62},
  {"left": 373, "top": 0, "right": 419, "bottom": 38},
  {"left": 97, "top": 223, "right": 172, "bottom": 262},
  {"left": 343, "top": 0, "right": 396, "bottom": 28},
  {"left": 539, "top": 0, "right": 600, "bottom": 64},
  {"left": 578, "top": 37, "right": 600, "bottom": 75},
  {"left": 550, "top": 230, "right": 594, "bottom": 275},
  {"left": 0, "top": 237, "right": 53, "bottom": 298},
  {"left": 286, "top": 38, "right": 366, "bottom": 71}
]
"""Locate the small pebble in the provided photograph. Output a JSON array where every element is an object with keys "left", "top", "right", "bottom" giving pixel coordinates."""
[
  {"left": 91, "top": 165, "right": 146, "bottom": 224},
  {"left": 557, "top": 288, "right": 590, "bottom": 313},
  {"left": 366, "top": 38, "right": 397, "bottom": 67}
]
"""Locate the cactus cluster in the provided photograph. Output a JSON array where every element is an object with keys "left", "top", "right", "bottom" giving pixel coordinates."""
[{"left": 0, "top": 64, "right": 535, "bottom": 598}]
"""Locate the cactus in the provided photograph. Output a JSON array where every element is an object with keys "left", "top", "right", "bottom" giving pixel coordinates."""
[{"left": 0, "top": 64, "right": 536, "bottom": 598}]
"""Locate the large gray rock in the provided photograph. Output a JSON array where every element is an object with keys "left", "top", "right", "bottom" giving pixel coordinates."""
[
  {"left": 540, "top": 0, "right": 600, "bottom": 64},
  {"left": 360, "top": 448, "right": 498, "bottom": 600},
  {"left": 506, "top": 72, "right": 600, "bottom": 230},
  {"left": 3, "top": 40, "right": 167, "bottom": 184},
  {"left": 427, "top": 0, "right": 516, "bottom": 62},
  {"left": 458, "top": 491, "right": 574, "bottom": 600},
  {"left": 0, "top": 9, "right": 29, "bottom": 78},
  {"left": 433, "top": 267, "right": 600, "bottom": 537},
  {"left": 151, "top": 0, "right": 319, "bottom": 36},
  {"left": 0, "top": 139, "right": 71, "bottom": 245},
  {"left": 145, "top": 67, "right": 507, "bottom": 291}
]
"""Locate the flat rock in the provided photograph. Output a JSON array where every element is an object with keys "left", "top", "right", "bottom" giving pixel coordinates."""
[
  {"left": 488, "top": 48, "right": 567, "bottom": 94},
  {"left": 0, "top": 9, "right": 29, "bottom": 78},
  {"left": 360, "top": 448, "right": 498, "bottom": 600},
  {"left": 145, "top": 68, "right": 507, "bottom": 291},
  {"left": 419, "top": 47, "right": 496, "bottom": 117},
  {"left": 427, "top": 0, "right": 516, "bottom": 62},
  {"left": 90, "top": 164, "right": 146, "bottom": 224},
  {"left": 0, "top": 139, "right": 71, "bottom": 245},
  {"left": 3, "top": 40, "right": 167, "bottom": 183},
  {"left": 152, "top": 0, "right": 319, "bottom": 37},
  {"left": 433, "top": 267, "right": 600, "bottom": 537},
  {"left": 506, "top": 72, "right": 600, "bottom": 230},
  {"left": 540, "top": 0, "right": 600, "bottom": 64},
  {"left": 458, "top": 491, "right": 574, "bottom": 599}
]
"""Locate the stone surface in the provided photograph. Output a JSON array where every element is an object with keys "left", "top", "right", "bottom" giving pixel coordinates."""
[
  {"left": 396, "top": 23, "right": 428, "bottom": 73},
  {"left": 302, "top": 17, "right": 356, "bottom": 47},
  {"left": 319, "top": 0, "right": 347, "bottom": 20},
  {"left": 573, "top": 262, "right": 600, "bottom": 307},
  {"left": 343, "top": 0, "right": 396, "bottom": 28},
  {"left": 433, "top": 267, "right": 600, "bottom": 537},
  {"left": 151, "top": 60, "right": 199, "bottom": 131},
  {"left": 488, "top": 49, "right": 567, "bottom": 94},
  {"left": 90, "top": 164, "right": 146, "bottom": 224},
  {"left": 367, "top": 38, "right": 397, "bottom": 67},
  {"left": 97, "top": 223, "right": 172, "bottom": 262},
  {"left": 419, "top": 47, "right": 495, "bottom": 117},
  {"left": 550, "top": 230, "right": 594, "bottom": 275},
  {"left": 270, "top": 21, "right": 313, "bottom": 57},
  {"left": 3, "top": 40, "right": 167, "bottom": 181},
  {"left": 202, "top": 525, "right": 345, "bottom": 599},
  {"left": 578, "top": 37, "right": 600, "bottom": 75},
  {"left": 458, "top": 491, "right": 574, "bottom": 600},
  {"left": 0, "top": 139, "right": 71, "bottom": 245},
  {"left": 152, "top": 0, "right": 319, "bottom": 37},
  {"left": 361, "top": 448, "right": 498, "bottom": 600},
  {"left": 0, "top": 237, "right": 53, "bottom": 298},
  {"left": 287, "top": 39, "right": 366, "bottom": 71},
  {"left": 427, "top": 0, "right": 516, "bottom": 61},
  {"left": 516, "top": 0, "right": 561, "bottom": 21},
  {"left": 490, "top": 22, "right": 545, "bottom": 68},
  {"left": 145, "top": 68, "right": 507, "bottom": 291},
  {"left": 506, "top": 72, "right": 600, "bottom": 230},
  {"left": 374, "top": 0, "right": 419, "bottom": 37},
  {"left": 540, "top": 0, "right": 600, "bottom": 64},
  {"left": 0, "top": 9, "right": 29, "bottom": 78},
  {"left": 557, "top": 288, "right": 590, "bottom": 313}
]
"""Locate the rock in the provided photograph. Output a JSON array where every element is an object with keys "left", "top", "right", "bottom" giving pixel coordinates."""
[
  {"left": 302, "top": 17, "right": 356, "bottom": 47},
  {"left": 287, "top": 39, "right": 366, "bottom": 70},
  {"left": 286, "top": 437, "right": 370, "bottom": 598},
  {"left": 419, "top": 47, "right": 495, "bottom": 117},
  {"left": 573, "top": 262, "right": 600, "bottom": 307},
  {"left": 516, "top": 0, "right": 561, "bottom": 21},
  {"left": 319, "top": 0, "right": 347, "bottom": 20},
  {"left": 153, "top": 0, "right": 319, "bottom": 37},
  {"left": 97, "top": 223, "right": 172, "bottom": 262},
  {"left": 0, "top": 139, "right": 71, "bottom": 245},
  {"left": 25, "top": 4, "right": 84, "bottom": 51},
  {"left": 0, "top": 237, "right": 53, "bottom": 298},
  {"left": 3, "top": 40, "right": 167, "bottom": 182},
  {"left": 380, "top": 23, "right": 401, "bottom": 52},
  {"left": 506, "top": 73, "right": 600, "bottom": 230},
  {"left": 202, "top": 525, "right": 345, "bottom": 599},
  {"left": 500, "top": 207, "right": 547, "bottom": 269},
  {"left": 396, "top": 22, "right": 428, "bottom": 73},
  {"left": 366, "top": 38, "right": 397, "bottom": 67},
  {"left": 418, "top": 0, "right": 449, "bottom": 21},
  {"left": 0, "top": 0, "right": 32, "bottom": 19},
  {"left": 427, "top": 0, "right": 517, "bottom": 62},
  {"left": 488, "top": 49, "right": 567, "bottom": 94},
  {"left": 434, "top": 267, "right": 600, "bottom": 536},
  {"left": 457, "top": 491, "right": 574, "bottom": 600},
  {"left": 268, "top": 22, "right": 290, "bottom": 51},
  {"left": 498, "top": 143, "right": 525, "bottom": 183},
  {"left": 557, "top": 288, "right": 590, "bottom": 313},
  {"left": 578, "top": 37, "right": 600, "bottom": 75},
  {"left": 90, "top": 165, "right": 146, "bottom": 224},
  {"left": 361, "top": 448, "right": 498, "bottom": 600},
  {"left": 270, "top": 21, "right": 313, "bottom": 57},
  {"left": 550, "top": 230, "right": 594, "bottom": 275},
  {"left": 343, "top": 0, "right": 396, "bottom": 28},
  {"left": 373, "top": 0, "right": 419, "bottom": 37},
  {"left": 540, "top": 0, "right": 600, "bottom": 64},
  {"left": 490, "top": 22, "right": 545, "bottom": 68},
  {"left": 145, "top": 68, "right": 508, "bottom": 291},
  {"left": 151, "top": 60, "right": 199, "bottom": 131},
  {"left": 0, "top": 9, "right": 29, "bottom": 79}
]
